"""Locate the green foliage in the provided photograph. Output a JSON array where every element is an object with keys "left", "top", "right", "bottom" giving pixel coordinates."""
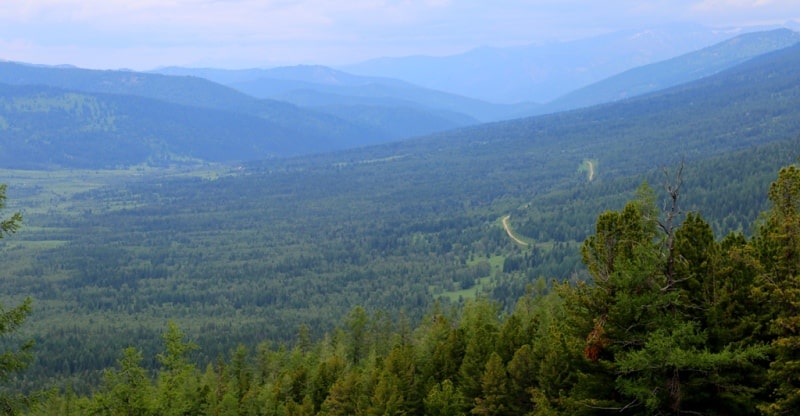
[
  {"left": 0, "top": 186, "right": 23, "bottom": 239},
  {"left": 153, "top": 322, "right": 203, "bottom": 416},
  {"left": 424, "top": 379, "right": 464, "bottom": 416},
  {"left": 6, "top": 42, "right": 800, "bottom": 415},
  {"left": 471, "top": 352, "right": 510, "bottom": 415},
  {"left": 0, "top": 184, "right": 32, "bottom": 415},
  {"left": 753, "top": 164, "right": 800, "bottom": 415},
  {"left": 24, "top": 156, "right": 800, "bottom": 415},
  {"left": 90, "top": 347, "right": 154, "bottom": 416},
  {"left": 564, "top": 172, "right": 771, "bottom": 414}
]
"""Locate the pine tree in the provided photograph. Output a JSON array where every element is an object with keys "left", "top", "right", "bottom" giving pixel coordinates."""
[
  {"left": 154, "top": 322, "right": 203, "bottom": 416},
  {"left": 91, "top": 347, "right": 154, "bottom": 416},
  {"left": 0, "top": 184, "right": 32, "bottom": 415},
  {"left": 368, "top": 344, "right": 421, "bottom": 415},
  {"left": 319, "top": 369, "right": 367, "bottom": 416},
  {"left": 567, "top": 179, "right": 767, "bottom": 414},
  {"left": 416, "top": 310, "right": 464, "bottom": 387},
  {"left": 472, "top": 352, "right": 510, "bottom": 416},
  {"left": 457, "top": 300, "right": 501, "bottom": 410},
  {"left": 344, "top": 306, "right": 370, "bottom": 365},
  {"left": 754, "top": 165, "right": 800, "bottom": 415},
  {"left": 424, "top": 379, "right": 464, "bottom": 416}
]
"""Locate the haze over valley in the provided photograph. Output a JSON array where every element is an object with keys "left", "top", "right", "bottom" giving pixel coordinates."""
[{"left": 2, "top": 2, "right": 800, "bottom": 413}]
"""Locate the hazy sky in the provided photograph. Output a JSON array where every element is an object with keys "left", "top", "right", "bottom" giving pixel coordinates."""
[{"left": 1, "top": 1, "right": 798, "bottom": 70}]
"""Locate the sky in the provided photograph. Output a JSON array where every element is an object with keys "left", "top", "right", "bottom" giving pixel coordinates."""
[{"left": 0, "top": 0, "right": 798, "bottom": 70}]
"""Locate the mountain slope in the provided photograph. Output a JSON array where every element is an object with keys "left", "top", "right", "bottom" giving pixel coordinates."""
[
  {"left": 0, "top": 61, "right": 268, "bottom": 113},
  {"left": 7, "top": 39, "right": 800, "bottom": 388},
  {"left": 544, "top": 28, "right": 800, "bottom": 112},
  {"left": 0, "top": 63, "right": 433, "bottom": 166},
  {"left": 342, "top": 24, "right": 746, "bottom": 103},
  {"left": 284, "top": 40, "right": 800, "bottom": 210},
  {"left": 155, "top": 65, "right": 538, "bottom": 122},
  {"left": 0, "top": 83, "right": 350, "bottom": 168},
  {"left": 0, "top": 61, "right": 497, "bottom": 149}
]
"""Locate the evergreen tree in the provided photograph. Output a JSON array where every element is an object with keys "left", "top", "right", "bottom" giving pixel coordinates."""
[
  {"left": 309, "top": 352, "right": 346, "bottom": 412},
  {"left": 566, "top": 180, "right": 766, "bottom": 414},
  {"left": 472, "top": 352, "right": 510, "bottom": 416},
  {"left": 416, "top": 309, "right": 464, "bottom": 387},
  {"left": 424, "top": 379, "right": 464, "bottom": 416},
  {"left": 0, "top": 184, "right": 31, "bottom": 415},
  {"left": 754, "top": 164, "right": 800, "bottom": 415},
  {"left": 457, "top": 300, "right": 501, "bottom": 410},
  {"left": 368, "top": 343, "right": 421, "bottom": 415},
  {"left": 154, "top": 322, "right": 203, "bottom": 416},
  {"left": 344, "top": 306, "right": 369, "bottom": 365},
  {"left": 319, "top": 369, "right": 367, "bottom": 416},
  {"left": 90, "top": 347, "right": 154, "bottom": 416}
]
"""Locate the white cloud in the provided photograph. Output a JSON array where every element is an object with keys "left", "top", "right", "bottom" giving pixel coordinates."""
[
  {"left": 689, "top": 0, "right": 800, "bottom": 24},
  {"left": 0, "top": 0, "right": 796, "bottom": 68}
]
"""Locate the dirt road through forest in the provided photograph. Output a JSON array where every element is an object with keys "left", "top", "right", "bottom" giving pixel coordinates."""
[{"left": 502, "top": 215, "right": 528, "bottom": 246}]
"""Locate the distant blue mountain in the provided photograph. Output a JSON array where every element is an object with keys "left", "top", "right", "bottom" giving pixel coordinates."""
[
  {"left": 154, "top": 65, "right": 538, "bottom": 123},
  {"left": 542, "top": 28, "right": 800, "bottom": 113},
  {"left": 0, "top": 62, "right": 390, "bottom": 167},
  {"left": 341, "top": 24, "right": 792, "bottom": 103}
]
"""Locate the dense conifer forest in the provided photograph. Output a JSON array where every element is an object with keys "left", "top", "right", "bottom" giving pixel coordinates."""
[
  {"left": 3, "top": 162, "right": 800, "bottom": 415},
  {"left": 1, "top": 36, "right": 800, "bottom": 416}
]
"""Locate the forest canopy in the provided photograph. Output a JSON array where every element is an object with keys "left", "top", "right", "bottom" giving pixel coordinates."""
[{"left": 16, "top": 161, "right": 800, "bottom": 415}]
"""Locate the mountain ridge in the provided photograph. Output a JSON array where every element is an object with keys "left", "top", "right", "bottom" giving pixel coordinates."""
[
  {"left": 5, "top": 34, "right": 800, "bottom": 392},
  {"left": 2, "top": 29, "right": 799, "bottom": 169},
  {"left": 154, "top": 64, "right": 538, "bottom": 122},
  {"left": 342, "top": 24, "right": 793, "bottom": 103},
  {"left": 543, "top": 28, "right": 800, "bottom": 112}
]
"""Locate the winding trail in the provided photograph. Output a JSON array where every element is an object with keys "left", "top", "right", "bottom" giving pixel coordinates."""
[{"left": 502, "top": 215, "right": 529, "bottom": 246}]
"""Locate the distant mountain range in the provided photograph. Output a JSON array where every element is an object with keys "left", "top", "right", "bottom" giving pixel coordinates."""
[
  {"left": 342, "top": 24, "right": 798, "bottom": 103},
  {"left": 1, "top": 27, "right": 798, "bottom": 169},
  {"left": 543, "top": 28, "right": 800, "bottom": 112},
  {"left": 405, "top": 41, "right": 800, "bottom": 180},
  {"left": 153, "top": 65, "right": 537, "bottom": 123},
  {"left": 156, "top": 27, "right": 799, "bottom": 122},
  {"left": 8, "top": 27, "right": 800, "bottom": 395},
  {"left": 0, "top": 63, "right": 388, "bottom": 168}
]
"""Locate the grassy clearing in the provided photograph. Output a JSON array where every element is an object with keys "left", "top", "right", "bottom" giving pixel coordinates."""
[
  {"left": 435, "top": 275, "right": 494, "bottom": 302},
  {"left": 433, "top": 255, "right": 506, "bottom": 301},
  {"left": 3, "top": 240, "right": 70, "bottom": 250},
  {"left": 468, "top": 254, "right": 505, "bottom": 269},
  {"left": 2, "top": 164, "right": 231, "bottom": 215}
]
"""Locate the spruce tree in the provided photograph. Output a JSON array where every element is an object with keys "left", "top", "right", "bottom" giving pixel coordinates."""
[
  {"left": 754, "top": 165, "right": 800, "bottom": 415},
  {"left": 567, "top": 180, "right": 766, "bottom": 414},
  {"left": 0, "top": 184, "right": 32, "bottom": 414}
]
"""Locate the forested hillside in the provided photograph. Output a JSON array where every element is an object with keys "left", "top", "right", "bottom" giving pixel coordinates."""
[
  {"left": 0, "top": 83, "right": 360, "bottom": 168},
  {"left": 155, "top": 65, "right": 535, "bottom": 122},
  {"left": 1, "top": 41, "right": 799, "bottom": 403},
  {"left": 17, "top": 161, "right": 800, "bottom": 415},
  {"left": 0, "top": 62, "right": 456, "bottom": 166},
  {"left": 343, "top": 24, "right": 738, "bottom": 103},
  {"left": 543, "top": 28, "right": 800, "bottom": 112},
  {"left": 2, "top": 30, "right": 797, "bottom": 169},
  {"left": 0, "top": 61, "right": 281, "bottom": 113},
  {"left": 0, "top": 62, "right": 491, "bottom": 163}
]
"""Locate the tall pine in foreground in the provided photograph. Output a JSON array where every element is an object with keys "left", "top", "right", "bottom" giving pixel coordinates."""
[
  {"left": 0, "top": 184, "right": 32, "bottom": 415},
  {"left": 563, "top": 178, "right": 767, "bottom": 414},
  {"left": 754, "top": 165, "right": 800, "bottom": 415}
]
